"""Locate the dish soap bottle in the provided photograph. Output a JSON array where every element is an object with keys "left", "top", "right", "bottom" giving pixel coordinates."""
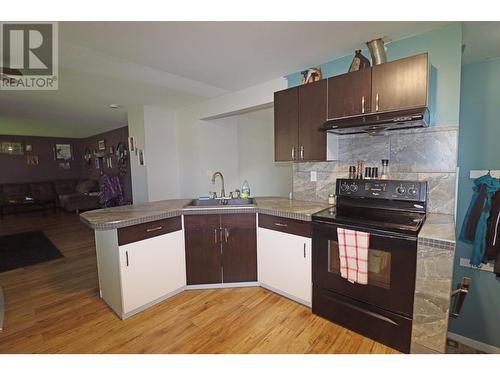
[{"left": 241, "top": 180, "right": 251, "bottom": 199}]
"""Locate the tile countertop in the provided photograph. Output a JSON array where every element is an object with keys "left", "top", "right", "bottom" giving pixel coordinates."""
[
  {"left": 418, "top": 213, "right": 456, "bottom": 245},
  {"left": 80, "top": 197, "right": 333, "bottom": 230}
]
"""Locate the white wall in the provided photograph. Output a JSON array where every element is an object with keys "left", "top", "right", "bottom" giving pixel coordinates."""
[
  {"left": 127, "top": 106, "right": 149, "bottom": 203},
  {"left": 236, "top": 111, "right": 292, "bottom": 197},
  {"left": 143, "top": 106, "right": 180, "bottom": 201}
]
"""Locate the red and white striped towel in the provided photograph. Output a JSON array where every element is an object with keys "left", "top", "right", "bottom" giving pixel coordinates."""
[{"left": 337, "top": 228, "right": 370, "bottom": 285}]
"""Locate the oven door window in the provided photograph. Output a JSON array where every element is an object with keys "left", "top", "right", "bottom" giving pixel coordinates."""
[{"left": 328, "top": 240, "right": 391, "bottom": 289}]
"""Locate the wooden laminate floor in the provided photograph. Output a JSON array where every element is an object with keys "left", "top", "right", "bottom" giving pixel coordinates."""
[{"left": 0, "top": 211, "right": 399, "bottom": 354}]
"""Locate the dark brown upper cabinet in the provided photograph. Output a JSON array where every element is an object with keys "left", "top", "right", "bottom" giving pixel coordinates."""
[
  {"left": 328, "top": 68, "right": 372, "bottom": 119},
  {"left": 298, "top": 79, "right": 327, "bottom": 161},
  {"left": 371, "top": 53, "right": 429, "bottom": 112},
  {"left": 274, "top": 81, "right": 326, "bottom": 162},
  {"left": 274, "top": 87, "right": 299, "bottom": 162}
]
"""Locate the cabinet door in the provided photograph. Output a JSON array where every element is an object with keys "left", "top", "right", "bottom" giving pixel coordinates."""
[
  {"left": 221, "top": 213, "right": 257, "bottom": 283},
  {"left": 328, "top": 68, "right": 372, "bottom": 118},
  {"left": 119, "top": 230, "right": 186, "bottom": 314},
  {"left": 274, "top": 87, "right": 299, "bottom": 162},
  {"left": 298, "top": 79, "right": 327, "bottom": 161},
  {"left": 257, "top": 227, "right": 312, "bottom": 305},
  {"left": 371, "top": 53, "right": 428, "bottom": 112},
  {"left": 184, "top": 215, "right": 222, "bottom": 285}
]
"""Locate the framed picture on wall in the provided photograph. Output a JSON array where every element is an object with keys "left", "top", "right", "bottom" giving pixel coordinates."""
[
  {"left": 1, "top": 142, "right": 24, "bottom": 155},
  {"left": 98, "top": 140, "right": 106, "bottom": 151},
  {"left": 128, "top": 136, "right": 135, "bottom": 152},
  {"left": 27, "top": 155, "right": 39, "bottom": 165},
  {"left": 55, "top": 144, "right": 72, "bottom": 160},
  {"left": 138, "top": 149, "right": 146, "bottom": 166}
]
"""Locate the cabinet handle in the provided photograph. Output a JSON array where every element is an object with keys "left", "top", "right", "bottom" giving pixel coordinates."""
[
  {"left": 224, "top": 228, "right": 229, "bottom": 243},
  {"left": 275, "top": 223, "right": 288, "bottom": 227},
  {"left": 303, "top": 243, "right": 306, "bottom": 258},
  {"left": 126, "top": 251, "right": 129, "bottom": 267},
  {"left": 214, "top": 228, "right": 218, "bottom": 244},
  {"left": 375, "top": 93, "right": 379, "bottom": 111},
  {"left": 291, "top": 146, "right": 295, "bottom": 160},
  {"left": 146, "top": 226, "right": 163, "bottom": 232},
  {"left": 300, "top": 145, "right": 304, "bottom": 160},
  {"left": 361, "top": 95, "right": 365, "bottom": 114}
]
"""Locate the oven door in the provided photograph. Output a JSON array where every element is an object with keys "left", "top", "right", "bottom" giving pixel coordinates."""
[{"left": 312, "top": 221, "right": 417, "bottom": 317}]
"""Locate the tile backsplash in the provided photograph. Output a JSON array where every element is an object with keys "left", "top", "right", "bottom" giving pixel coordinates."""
[{"left": 293, "top": 126, "right": 458, "bottom": 215}]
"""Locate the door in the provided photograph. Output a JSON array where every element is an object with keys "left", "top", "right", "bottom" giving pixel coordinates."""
[
  {"left": 328, "top": 68, "right": 372, "bottom": 118},
  {"left": 257, "top": 227, "right": 312, "bottom": 304},
  {"left": 221, "top": 213, "right": 257, "bottom": 283},
  {"left": 119, "top": 230, "right": 186, "bottom": 314},
  {"left": 184, "top": 214, "right": 222, "bottom": 285},
  {"left": 274, "top": 87, "right": 299, "bottom": 161},
  {"left": 371, "top": 53, "right": 428, "bottom": 112},
  {"left": 312, "top": 222, "right": 417, "bottom": 316},
  {"left": 298, "top": 79, "right": 327, "bottom": 161}
]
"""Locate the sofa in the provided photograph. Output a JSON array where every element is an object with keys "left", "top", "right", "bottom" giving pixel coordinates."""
[{"left": 0, "top": 178, "right": 100, "bottom": 218}]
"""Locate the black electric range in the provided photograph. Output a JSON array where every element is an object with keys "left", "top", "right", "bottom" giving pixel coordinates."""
[{"left": 311, "top": 178, "right": 428, "bottom": 353}]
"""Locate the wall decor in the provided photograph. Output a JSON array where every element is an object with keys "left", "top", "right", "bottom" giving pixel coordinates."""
[
  {"left": 95, "top": 157, "right": 100, "bottom": 169},
  {"left": 25, "top": 144, "right": 33, "bottom": 152},
  {"left": 26, "top": 155, "right": 39, "bottom": 166},
  {"left": 115, "top": 141, "right": 128, "bottom": 177},
  {"left": 138, "top": 149, "right": 146, "bottom": 166},
  {"left": 58, "top": 161, "right": 71, "bottom": 170},
  {"left": 109, "top": 146, "right": 114, "bottom": 154},
  {"left": 98, "top": 140, "right": 106, "bottom": 151},
  {"left": 55, "top": 144, "right": 72, "bottom": 160},
  {"left": 348, "top": 49, "right": 371, "bottom": 72},
  {"left": 1, "top": 142, "right": 24, "bottom": 155},
  {"left": 300, "top": 67, "right": 322, "bottom": 84},
  {"left": 128, "top": 136, "right": 135, "bottom": 152}
]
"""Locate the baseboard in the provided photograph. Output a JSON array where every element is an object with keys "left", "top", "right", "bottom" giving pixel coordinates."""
[
  {"left": 185, "top": 281, "right": 259, "bottom": 290},
  {"left": 259, "top": 283, "right": 311, "bottom": 308},
  {"left": 448, "top": 332, "right": 500, "bottom": 354},
  {"left": 121, "top": 286, "right": 185, "bottom": 320},
  {"left": 0, "top": 286, "right": 4, "bottom": 332}
]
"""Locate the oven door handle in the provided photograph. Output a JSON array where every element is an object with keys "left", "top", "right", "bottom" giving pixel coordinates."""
[{"left": 314, "top": 222, "right": 417, "bottom": 242}]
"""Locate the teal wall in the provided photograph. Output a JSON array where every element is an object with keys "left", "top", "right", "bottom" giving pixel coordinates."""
[
  {"left": 286, "top": 23, "right": 463, "bottom": 127},
  {"left": 448, "top": 58, "right": 500, "bottom": 348}
]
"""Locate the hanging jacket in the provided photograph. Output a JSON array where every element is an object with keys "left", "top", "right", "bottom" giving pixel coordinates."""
[
  {"left": 460, "top": 174, "right": 500, "bottom": 266},
  {"left": 99, "top": 174, "right": 125, "bottom": 208},
  {"left": 485, "top": 190, "right": 500, "bottom": 275}
]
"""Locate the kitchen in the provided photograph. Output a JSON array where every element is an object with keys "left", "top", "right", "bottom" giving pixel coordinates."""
[
  {"left": 1, "top": 16, "right": 499, "bottom": 374},
  {"left": 80, "top": 25, "right": 460, "bottom": 355}
]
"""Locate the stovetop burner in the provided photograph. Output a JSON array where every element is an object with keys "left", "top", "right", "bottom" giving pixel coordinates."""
[{"left": 312, "top": 178, "right": 428, "bottom": 236}]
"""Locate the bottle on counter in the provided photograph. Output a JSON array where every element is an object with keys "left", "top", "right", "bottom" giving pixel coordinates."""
[
  {"left": 328, "top": 193, "right": 335, "bottom": 205},
  {"left": 241, "top": 180, "right": 251, "bottom": 199},
  {"left": 381, "top": 159, "right": 389, "bottom": 180}
]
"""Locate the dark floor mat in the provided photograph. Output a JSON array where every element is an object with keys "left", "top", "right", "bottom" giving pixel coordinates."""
[{"left": 0, "top": 230, "right": 63, "bottom": 273}]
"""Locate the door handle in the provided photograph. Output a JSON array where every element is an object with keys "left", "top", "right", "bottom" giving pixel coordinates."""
[
  {"left": 125, "top": 251, "right": 129, "bottom": 267},
  {"left": 275, "top": 223, "right": 288, "bottom": 227},
  {"left": 146, "top": 226, "right": 163, "bottom": 232},
  {"left": 361, "top": 95, "right": 365, "bottom": 114},
  {"left": 291, "top": 146, "right": 295, "bottom": 160},
  {"left": 224, "top": 228, "right": 229, "bottom": 243},
  {"left": 375, "top": 93, "right": 379, "bottom": 111},
  {"left": 214, "top": 228, "right": 218, "bottom": 244},
  {"left": 450, "top": 277, "right": 471, "bottom": 318},
  {"left": 300, "top": 145, "right": 304, "bottom": 160},
  {"left": 303, "top": 243, "right": 306, "bottom": 258}
]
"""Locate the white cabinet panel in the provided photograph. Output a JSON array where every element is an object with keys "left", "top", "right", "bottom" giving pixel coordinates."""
[
  {"left": 257, "top": 227, "right": 311, "bottom": 305},
  {"left": 119, "top": 230, "right": 185, "bottom": 314}
]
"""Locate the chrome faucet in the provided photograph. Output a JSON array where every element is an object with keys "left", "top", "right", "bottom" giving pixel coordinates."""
[{"left": 211, "top": 171, "right": 225, "bottom": 198}]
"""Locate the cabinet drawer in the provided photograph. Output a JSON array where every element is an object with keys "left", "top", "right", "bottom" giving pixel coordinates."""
[
  {"left": 118, "top": 216, "right": 182, "bottom": 246},
  {"left": 258, "top": 214, "right": 312, "bottom": 238}
]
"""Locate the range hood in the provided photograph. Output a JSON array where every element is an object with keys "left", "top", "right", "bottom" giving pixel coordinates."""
[{"left": 320, "top": 106, "right": 430, "bottom": 135}]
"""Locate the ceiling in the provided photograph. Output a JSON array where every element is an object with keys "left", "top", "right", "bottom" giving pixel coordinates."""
[{"left": 1, "top": 21, "right": 498, "bottom": 138}]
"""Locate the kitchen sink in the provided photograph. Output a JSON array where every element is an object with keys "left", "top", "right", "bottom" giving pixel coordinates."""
[{"left": 186, "top": 197, "right": 255, "bottom": 208}]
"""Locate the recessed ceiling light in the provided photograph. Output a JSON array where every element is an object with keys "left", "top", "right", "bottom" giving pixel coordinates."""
[{"left": 109, "top": 104, "right": 120, "bottom": 109}]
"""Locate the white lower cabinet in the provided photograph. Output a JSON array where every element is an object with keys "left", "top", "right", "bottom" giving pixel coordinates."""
[
  {"left": 257, "top": 227, "right": 312, "bottom": 306},
  {"left": 118, "top": 230, "right": 186, "bottom": 316}
]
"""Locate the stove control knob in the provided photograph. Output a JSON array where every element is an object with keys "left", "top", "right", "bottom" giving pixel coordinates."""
[
  {"left": 396, "top": 185, "right": 406, "bottom": 195},
  {"left": 408, "top": 187, "right": 418, "bottom": 196},
  {"left": 350, "top": 183, "right": 358, "bottom": 192},
  {"left": 340, "top": 183, "right": 349, "bottom": 192}
]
